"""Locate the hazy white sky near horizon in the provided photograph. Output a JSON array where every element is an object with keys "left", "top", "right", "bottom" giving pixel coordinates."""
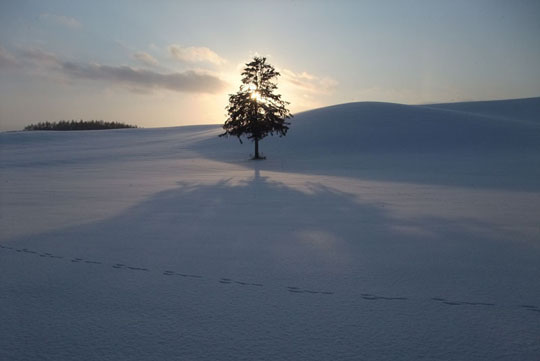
[{"left": 0, "top": 0, "right": 539, "bottom": 130}]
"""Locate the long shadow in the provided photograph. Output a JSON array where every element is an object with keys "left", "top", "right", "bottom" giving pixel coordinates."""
[
  {"left": 2, "top": 166, "right": 539, "bottom": 305},
  {"left": 2, "top": 166, "right": 540, "bottom": 360},
  {"left": 2, "top": 168, "right": 390, "bottom": 281}
]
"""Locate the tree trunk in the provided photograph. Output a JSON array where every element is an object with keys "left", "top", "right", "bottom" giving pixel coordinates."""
[{"left": 254, "top": 138, "right": 260, "bottom": 159}]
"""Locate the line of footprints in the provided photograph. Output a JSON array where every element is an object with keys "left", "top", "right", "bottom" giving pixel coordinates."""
[{"left": 1, "top": 243, "right": 539, "bottom": 314}]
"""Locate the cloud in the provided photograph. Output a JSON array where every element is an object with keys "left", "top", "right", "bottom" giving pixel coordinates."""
[
  {"left": 133, "top": 52, "right": 159, "bottom": 66},
  {"left": 19, "top": 47, "right": 60, "bottom": 66},
  {"left": 18, "top": 47, "right": 227, "bottom": 94},
  {"left": 169, "top": 45, "right": 226, "bottom": 65},
  {"left": 62, "top": 62, "right": 226, "bottom": 93},
  {"left": 0, "top": 46, "right": 18, "bottom": 68},
  {"left": 39, "top": 13, "right": 81, "bottom": 28},
  {"left": 281, "top": 69, "right": 338, "bottom": 95}
]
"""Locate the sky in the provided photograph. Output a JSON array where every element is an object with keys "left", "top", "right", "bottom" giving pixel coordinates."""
[{"left": 0, "top": 0, "right": 539, "bottom": 131}]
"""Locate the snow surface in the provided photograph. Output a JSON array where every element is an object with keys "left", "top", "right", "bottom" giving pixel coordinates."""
[{"left": 1, "top": 98, "right": 540, "bottom": 360}]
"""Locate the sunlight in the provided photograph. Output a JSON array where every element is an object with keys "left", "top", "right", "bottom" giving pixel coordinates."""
[
  {"left": 246, "top": 83, "right": 264, "bottom": 102},
  {"left": 250, "top": 90, "right": 262, "bottom": 102}
]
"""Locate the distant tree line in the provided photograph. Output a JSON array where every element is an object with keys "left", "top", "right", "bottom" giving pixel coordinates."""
[{"left": 24, "top": 120, "right": 138, "bottom": 131}]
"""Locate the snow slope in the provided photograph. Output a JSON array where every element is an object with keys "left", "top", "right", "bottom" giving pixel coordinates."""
[
  {"left": 427, "top": 97, "right": 540, "bottom": 124},
  {"left": 1, "top": 98, "right": 539, "bottom": 360}
]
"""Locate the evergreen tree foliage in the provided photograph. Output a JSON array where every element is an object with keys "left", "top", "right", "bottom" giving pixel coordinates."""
[
  {"left": 24, "top": 120, "right": 137, "bottom": 131},
  {"left": 221, "top": 57, "right": 292, "bottom": 159}
]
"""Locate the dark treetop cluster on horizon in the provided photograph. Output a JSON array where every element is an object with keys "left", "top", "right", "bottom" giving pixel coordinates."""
[
  {"left": 24, "top": 120, "right": 138, "bottom": 131},
  {"left": 221, "top": 56, "right": 293, "bottom": 159}
]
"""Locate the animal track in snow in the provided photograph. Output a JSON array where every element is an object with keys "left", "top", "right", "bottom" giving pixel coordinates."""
[
  {"left": 519, "top": 305, "right": 540, "bottom": 313},
  {"left": 1, "top": 242, "right": 537, "bottom": 306},
  {"left": 431, "top": 297, "right": 495, "bottom": 307},
  {"left": 163, "top": 270, "right": 202, "bottom": 278},
  {"left": 112, "top": 263, "right": 149, "bottom": 271},
  {"left": 361, "top": 293, "right": 407, "bottom": 301},
  {"left": 219, "top": 278, "right": 263, "bottom": 287},
  {"left": 71, "top": 258, "right": 102, "bottom": 265},
  {"left": 287, "top": 286, "right": 333, "bottom": 295}
]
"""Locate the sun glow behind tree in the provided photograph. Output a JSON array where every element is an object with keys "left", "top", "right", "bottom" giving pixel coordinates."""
[{"left": 221, "top": 57, "right": 292, "bottom": 159}]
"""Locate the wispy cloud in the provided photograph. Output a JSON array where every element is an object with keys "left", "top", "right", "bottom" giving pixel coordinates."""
[
  {"left": 169, "top": 45, "right": 226, "bottom": 65},
  {"left": 19, "top": 47, "right": 59, "bottom": 66},
  {"left": 0, "top": 46, "right": 18, "bottom": 68},
  {"left": 281, "top": 69, "right": 338, "bottom": 95},
  {"left": 39, "top": 13, "right": 82, "bottom": 28},
  {"left": 19, "top": 47, "right": 227, "bottom": 94},
  {"left": 133, "top": 51, "right": 158, "bottom": 66}
]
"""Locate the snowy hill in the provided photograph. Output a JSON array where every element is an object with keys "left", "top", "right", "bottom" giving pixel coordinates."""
[
  {"left": 1, "top": 98, "right": 540, "bottom": 360},
  {"left": 254, "top": 97, "right": 540, "bottom": 153}
]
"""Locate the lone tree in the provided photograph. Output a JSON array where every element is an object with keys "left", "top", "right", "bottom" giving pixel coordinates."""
[{"left": 221, "top": 56, "right": 292, "bottom": 159}]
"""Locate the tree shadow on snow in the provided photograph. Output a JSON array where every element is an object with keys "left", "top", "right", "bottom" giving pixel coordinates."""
[
  {"left": 3, "top": 166, "right": 540, "bottom": 361},
  {"left": 2, "top": 166, "right": 537, "bottom": 300}
]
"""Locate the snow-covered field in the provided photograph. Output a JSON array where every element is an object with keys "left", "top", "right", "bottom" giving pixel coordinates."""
[{"left": 1, "top": 98, "right": 540, "bottom": 360}]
